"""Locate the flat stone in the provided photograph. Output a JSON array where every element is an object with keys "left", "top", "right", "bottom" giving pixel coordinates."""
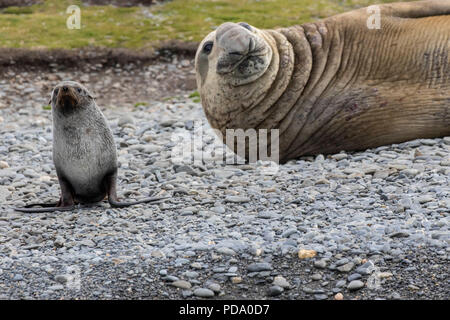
[
  {"left": 311, "top": 273, "right": 322, "bottom": 281},
  {"left": 347, "top": 280, "right": 365, "bottom": 291},
  {"left": 171, "top": 280, "right": 192, "bottom": 290},
  {"left": 207, "top": 283, "right": 221, "bottom": 293},
  {"left": 337, "top": 262, "right": 355, "bottom": 273},
  {"left": 193, "top": 288, "right": 215, "bottom": 298},
  {"left": 225, "top": 196, "right": 250, "bottom": 203},
  {"left": 314, "top": 260, "right": 327, "bottom": 269},
  {"left": 267, "top": 285, "right": 284, "bottom": 297},
  {"left": 272, "top": 276, "right": 290, "bottom": 289},
  {"left": 247, "top": 262, "right": 273, "bottom": 272}
]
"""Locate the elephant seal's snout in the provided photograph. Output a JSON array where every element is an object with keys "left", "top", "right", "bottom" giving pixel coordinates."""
[{"left": 216, "top": 22, "right": 255, "bottom": 74}]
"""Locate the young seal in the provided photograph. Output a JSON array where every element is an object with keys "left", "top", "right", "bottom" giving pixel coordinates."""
[
  {"left": 15, "top": 81, "right": 167, "bottom": 213},
  {"left": 195, "top": 0, "right": 450, "bottom": 163}
]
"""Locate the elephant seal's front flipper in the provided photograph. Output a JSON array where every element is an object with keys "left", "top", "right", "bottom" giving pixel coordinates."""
[{"left": 376, "top": 0, "right": 450, "bottom": 18}]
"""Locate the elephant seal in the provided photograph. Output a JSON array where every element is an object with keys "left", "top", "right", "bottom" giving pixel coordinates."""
[
  {"left": 195, "top": 0, "right": 450, "bottom": 163},
  {"left": 15, "top": 81, "right": 167, "bottom": 213}
]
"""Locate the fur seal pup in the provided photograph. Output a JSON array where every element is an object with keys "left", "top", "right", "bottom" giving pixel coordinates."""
[
  {"left": 15, "top": 81, "right": 167, "bottom": 213},
  {"left": 195, "top": 0, "right": 450, "bottom": 163}
]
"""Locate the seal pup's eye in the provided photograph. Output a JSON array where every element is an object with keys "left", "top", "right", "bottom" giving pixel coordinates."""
[
  {"left": 203, "top": 41, "right": 213, "bottom": 55},
  {"left": 239, "top": 22, "right": 252, "bottom": 31},
  {"left": 54, "top": 88, "right": 59, "bottom": 95}
]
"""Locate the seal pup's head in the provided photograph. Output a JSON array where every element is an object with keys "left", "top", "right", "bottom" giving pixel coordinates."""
[{"left": 49, "top": 81, "right": 94, "bottom": 114}]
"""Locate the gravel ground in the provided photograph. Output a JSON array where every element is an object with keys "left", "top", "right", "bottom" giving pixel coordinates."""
[{"left": 0, "top": 59, "right": 449, "bottom": 300}]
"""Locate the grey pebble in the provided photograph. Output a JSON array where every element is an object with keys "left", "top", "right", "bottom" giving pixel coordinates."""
[
  {"left": 267, "top": 285, "right": 284, "bottom": 297},
  {"left": 347, "top": 280, "right": 365, "bottom": 291},
  {"left": 171, "top": 280, "right": 191, "bottom": 289},
  {"left": 247, "top": 262, "right": 273, "bottom": 272},
  {"left": 193, "top": 288, "right": 215, "bottom": 298}
]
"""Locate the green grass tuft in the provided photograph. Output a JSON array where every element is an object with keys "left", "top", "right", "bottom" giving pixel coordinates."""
[
  {"left": 2, "top": 6, "right": 34, "bottom": 14},
  {"left": 0, "top": 0, "right": 411, "bottom": 49},
  {"left": 189, "top": 91, "right": 200, "bottom": 98}
]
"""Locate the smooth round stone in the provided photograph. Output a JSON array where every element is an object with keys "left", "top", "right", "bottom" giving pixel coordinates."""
[
  {"left": 55, "top": 274, "right": 69, "bottom": 284},
  {"left": 314, "top": 260, "right": 327, "bottom": 269},
  {"left": 311, "top": 273, "right": 322, "bottom": 281},
  {"left": 347, "top": 280, "right": 365, "bottom": 291},
  {"left": 334, "top": 293, "right": 344, "bottom": 300},
  {"left": 207, "top": 283, "right": 221, "bottom": 293},
  {"left": 193, "top": 288, "right": 215, "bottom": 298},
  {"left": 347, "top": 273, "right": 362, "bottom": 282},
  {"left": 247, "top": 262, "right": 272, "bottom": 272},
  {"left": 171, "top": 280, "right": 192, "bottom": 290},
  {"left": 272, "top": 276, "right": 290, "bottom": 289},
  {"left": 267, "top": 285, "right": 284, "bottom": 297}
]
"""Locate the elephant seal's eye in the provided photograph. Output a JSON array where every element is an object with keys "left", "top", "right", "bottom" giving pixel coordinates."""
[
  {"left": 203, "top": 41, "right": 213, "bottom": 54},
  {"left": 54, "top": 88, "right": 59, "bottom": 95},
  {"left": 239, "top": 22, "right": 252, "bottom": 31}
]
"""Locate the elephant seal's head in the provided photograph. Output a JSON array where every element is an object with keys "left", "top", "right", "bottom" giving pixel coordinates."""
[
  {"left": 196, "top": 22, "right": 273, "bottom": 87},
  {"left": 195, "top": 22, "right": 283, "bottom": 132}
]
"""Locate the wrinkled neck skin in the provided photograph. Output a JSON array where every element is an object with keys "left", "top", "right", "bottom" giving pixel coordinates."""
[
  {"left": 201, "top": 11, "right": 450, "bottom": 163},
  {"left": 200, "top": 24, "right": 320, "bottom": 162}
]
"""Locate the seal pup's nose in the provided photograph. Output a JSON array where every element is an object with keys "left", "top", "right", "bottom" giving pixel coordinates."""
[{"left": 62, "top": 86, "right": 68, "bottom": 92}]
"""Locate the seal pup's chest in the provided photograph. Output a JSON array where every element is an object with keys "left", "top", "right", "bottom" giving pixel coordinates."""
[{"left": 53, "top": 121, "right": 117, "bottom": 197}]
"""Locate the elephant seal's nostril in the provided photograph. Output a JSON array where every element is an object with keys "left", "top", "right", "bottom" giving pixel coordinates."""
[{"left": 239, "top": 22, "right": 252, "bottom": 31}]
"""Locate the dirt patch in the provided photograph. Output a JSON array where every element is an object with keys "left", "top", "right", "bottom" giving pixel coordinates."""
[
  {"left": 0, "top": 53, "right": 197, "bottom": 109},
  {"left": 0, "top": 41, "right": 198, "bottom": 71},
  {"left": 0, "top": 48, "right": 158, "bottom": 69},
  {"left": 0, "top": 0, "right": 39, "bottom": 8}
]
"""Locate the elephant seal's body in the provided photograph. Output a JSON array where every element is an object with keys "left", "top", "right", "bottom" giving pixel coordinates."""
[
  {"left": 195, "top": 0, "right": 450, "bottom": 163},
  {"left": 15, "top": 81, "right": 166, "bottom": 213}
]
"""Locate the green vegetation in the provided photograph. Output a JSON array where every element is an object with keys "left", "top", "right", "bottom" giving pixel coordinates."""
[
  {"left": 2, "top": 6, "right": 34, "bottom": 14},
  {"left": 0, "top": 0, "right": 408, "bottom": 49},
  {"left": 134, "top": 102, "right": 148, "bottom": 107},
  {"left": 42, "top": 105, "right": 51, "bottom": 110},
  {"left": 189, "top": 91, "right": 201, "bottom": 102},
  {"left": 188, "top": 91, "right": 200, "bottom": 98}
]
